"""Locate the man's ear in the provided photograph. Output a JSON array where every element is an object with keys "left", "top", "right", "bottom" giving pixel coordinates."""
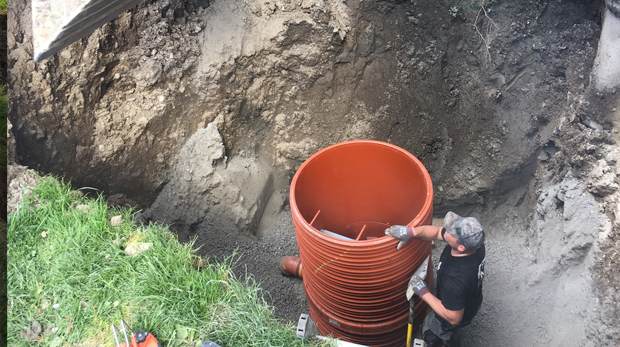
[{"left": 457, "top": 244, "right": 467, "bottom": 252}]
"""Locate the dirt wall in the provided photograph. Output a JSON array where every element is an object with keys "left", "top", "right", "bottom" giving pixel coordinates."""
[{"left": 8, "top": 0, "right": 602, "bottom": 213}]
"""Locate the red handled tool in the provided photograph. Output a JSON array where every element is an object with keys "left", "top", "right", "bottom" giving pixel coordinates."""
[{"left": 112, "top": 319, "right": 161, "bottom": 347}]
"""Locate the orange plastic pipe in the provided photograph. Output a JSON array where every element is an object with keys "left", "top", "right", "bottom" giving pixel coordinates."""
[
  {"left": 290, "top": 140, "right": 434, "bottom": 347},
  {"left": 279, "top": 256, "right": 303, "bottom": 278}
]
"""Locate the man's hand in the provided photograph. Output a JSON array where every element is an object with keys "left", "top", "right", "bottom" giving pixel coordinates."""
[
  {"left": 406, "top": 275, "right": 429, "bottom": 300},
  {"left": 384, "top": 225, "right": 414, "bottom": 249}
]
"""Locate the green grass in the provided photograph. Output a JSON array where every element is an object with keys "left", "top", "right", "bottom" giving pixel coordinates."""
[
  {"left": 8, "top": 175, "right": 315, "bottom": 347},
  {"left": 0, "top": 0, "right": 7, "bottom": 15}
]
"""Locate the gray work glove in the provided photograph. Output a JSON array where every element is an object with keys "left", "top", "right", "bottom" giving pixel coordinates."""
[
  {"left": 384, "top": 225, "right": 414, "bottom": 249},
  {"left": 406, "top": 275, "right": 430, "bottom": 300}
]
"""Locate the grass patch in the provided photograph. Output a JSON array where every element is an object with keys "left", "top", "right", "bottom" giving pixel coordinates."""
[
  {"left": 8, "top": 174, "right": 315, "bottom": 347},
  {"left": 0, "top": 0, "right": 7, "bottom": 15}
]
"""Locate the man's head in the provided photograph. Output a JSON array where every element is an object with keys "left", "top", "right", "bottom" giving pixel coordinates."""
[{"left": 443, "top": 211, "right": 485, "bottom": 250}]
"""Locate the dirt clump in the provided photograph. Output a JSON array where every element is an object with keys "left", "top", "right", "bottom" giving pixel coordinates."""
[{"left": 7, "top": 165, "right": 40, "bottom": 215}]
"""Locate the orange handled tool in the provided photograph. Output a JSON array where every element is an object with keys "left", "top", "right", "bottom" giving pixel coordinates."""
[{"left": 112, "top": 320, "right": 161, "bottom": 347}]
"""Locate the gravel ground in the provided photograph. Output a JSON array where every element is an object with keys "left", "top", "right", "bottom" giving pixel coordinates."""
[{"left": 194, "top": 206, "right": 309, "bottom": 325}]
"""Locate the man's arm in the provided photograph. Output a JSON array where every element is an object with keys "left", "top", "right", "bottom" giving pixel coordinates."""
[
  {"left": 409, "top": 276, "right": 464, "bottom": 326},
  {"left": 421, "top": 293, "right": 464, "bottom": 326},
  {"left": 410, "top": 225, "right": 444, "bottom": 242},
  {"left": 384, "top": 225, "right": 444, "bottom": 249}
]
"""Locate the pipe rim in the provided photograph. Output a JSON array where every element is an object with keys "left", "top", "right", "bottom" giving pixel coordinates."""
[{"left": 290, "top": 140, "right": 434, "bottom": 244}]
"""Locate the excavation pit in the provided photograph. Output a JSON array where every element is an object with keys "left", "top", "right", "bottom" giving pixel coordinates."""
[{"left": 7, "top": 0, "right": 620, "bottom": 345}]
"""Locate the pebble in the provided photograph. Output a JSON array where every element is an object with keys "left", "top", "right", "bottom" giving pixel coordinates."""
[
  {"left": 60, "top": 50, "right": 71, "bottom": 59},
  {"left": 110, "top": 215, "right": 123, "bottom": 227}
]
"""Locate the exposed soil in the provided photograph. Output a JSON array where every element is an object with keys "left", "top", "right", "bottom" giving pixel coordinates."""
[{"left": 7, "top": 0, "right": 620, "bottom": 345}]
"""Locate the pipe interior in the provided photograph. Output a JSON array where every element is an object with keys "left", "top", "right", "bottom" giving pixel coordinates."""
[{"left": 294, "top": 142, "right": 431, "bottom": 240}]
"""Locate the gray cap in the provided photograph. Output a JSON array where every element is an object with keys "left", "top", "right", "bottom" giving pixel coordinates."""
[{"left": 443, "top": 211, "right": 485, "bottom": 250}]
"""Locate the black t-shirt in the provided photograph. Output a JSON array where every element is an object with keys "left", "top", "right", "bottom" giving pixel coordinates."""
[{"left": 435, "top": 231, "right": 485, "bottom": 328}]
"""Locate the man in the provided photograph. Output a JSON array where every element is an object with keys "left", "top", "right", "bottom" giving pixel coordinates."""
[{"left": 385, "top": 212, "right": 485, "bottom": 347}]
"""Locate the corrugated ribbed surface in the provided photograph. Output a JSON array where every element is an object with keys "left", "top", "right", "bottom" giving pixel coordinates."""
[{"left": 290, "top": 140, "right": 434, "bottom": 347}]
